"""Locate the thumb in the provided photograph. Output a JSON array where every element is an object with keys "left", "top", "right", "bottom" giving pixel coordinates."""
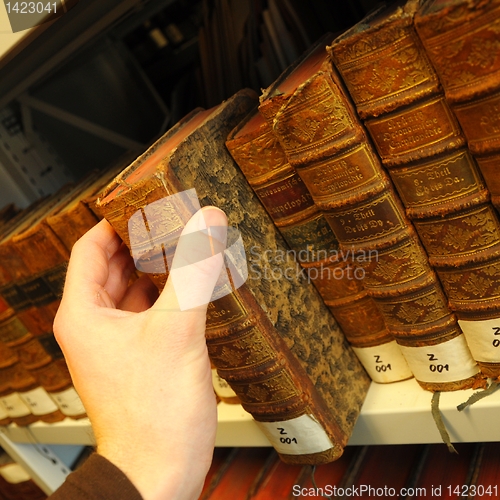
[{"left": 154, "top": 206, "right": 228, "bottom": 313}]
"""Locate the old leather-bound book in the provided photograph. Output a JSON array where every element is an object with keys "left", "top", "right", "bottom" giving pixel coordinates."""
[
  {"left": 0, "top": 340, "right": 18, "bottom": 426},
  {"left": 0, "top": 195, "right": 66, "bottom": 339},
  {"left": 328, "top": 0, "right": 500, "bottom": 380},
  {"left": 47, "top": 154, "right": 138, "bottom": 250},
  {"left": 0, "top": 189, "right": 87, "bottom": 420},
  {"left": 96, "top": 89, "right": 371, "bottom": 465},
  {"left": 226, "top": 108, "right": 412, "bottom": 384},
  {"left": 0, "top": 365, "right": 38, "bottom": 426},
  {"left": 259, "top": 36, "right": 482, "bottom": 391},
  {"left": 202, "top": 448, "right": 275, "bottom": 500},
  {"left": 414, "top": 0, "right": 500, "bottom": 379},
  {"left": 415, "top": 0, "right": 500, "bottom": 176},
  {"left": 45, "top": 171, "right": 102, "bottom": 252}
]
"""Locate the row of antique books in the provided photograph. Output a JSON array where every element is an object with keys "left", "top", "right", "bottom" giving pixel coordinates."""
[
  {"left": 91, "top": 0, "right": 500, "bottom": 465},
  {"left": 212, "top": 0, "right": 500, "bottom": 409},
  {"left": 0, "top": 159, "right": 136, "bottom": 427},
  {"left": 0, "top": 0, "right": 499, "bottom": 467}
]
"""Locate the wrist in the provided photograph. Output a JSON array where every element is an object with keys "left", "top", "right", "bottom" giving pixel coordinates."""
[{"left": 97, "top": 446, "right": 208, "bottom": 500}]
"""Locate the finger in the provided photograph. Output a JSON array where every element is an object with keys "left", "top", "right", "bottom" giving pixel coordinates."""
[
  {"left": 153, "top": 206, "right": 228, "bottom": 314},
  {"left": 104, "top": 243, "right": 137, "bottom": 307},
  {"left": 118, "top": 274, "right": 159, "bottom": 312},
  {"left": 61, "top": 219, "right": 123, "bottom": 307}
]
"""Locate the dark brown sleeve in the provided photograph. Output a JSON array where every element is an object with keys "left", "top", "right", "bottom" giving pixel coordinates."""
[{"left": 48, "top": 453, "right": 143, "bottom": 500}]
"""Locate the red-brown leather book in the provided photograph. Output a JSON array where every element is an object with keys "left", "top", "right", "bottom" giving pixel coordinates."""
[
  {"left": 47, "top": 153, "right": 138, "bottom": 249},
  {"left": 414, "top": 0, "right": 500, "bottom": 379},
  {"left": 96, "top": 89, "right": 371, "bottom": 465},
  {"left": 199, "top": 448, "right": 237, "bottom": 500},
  {"left": 251, "top": 452, "right": 306, "bottom": 500},
  {"left": 467, "top": 442, "right": 500, "bottom": 497},
  {"left": 289, "top": 445, "right": 359, "bottom": 499},
  {"left": 348, "top": 445, "right": 423, "bottom": 495},
  {"left": 411, "top": 443, "right": 479, "bottom": 495},
  {"left": 0, "top": 196, "right": 64, "bottom": 338},
  {"left": 45, "top": 170, "right": 102, "bottom": 252},
  {"left": 415, "top": 0, "right": 500, "bottom": 157},
  {"left": 211, "top": 365, "right": 240, "bottom": 404},
  {"left": 258, "top": 35, "right": 482, "bottom": 391},
  {"left": 0, "top": 341, "right": 18, "bottom": 426},
  {"left": 0, "top": 188, "right": 87, "bottom": 420},
  {"left": 0, "top": 365, "right": 38, "bottom": 427},
  {"left": 329, "top": 0, "right": 500, "bottom": 381},
  {"left": 203, "top": 448, "right": 275, "bottom": 500},
  {"left": 0, "top": 201, "right": 71, "bottom": 424},
  {"left": 226, "top": 103, "right": 412, "bottom": 385}
]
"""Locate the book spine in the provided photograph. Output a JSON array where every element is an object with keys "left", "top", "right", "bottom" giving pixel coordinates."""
[
  {"left": 329, "top": 3, "right": 500, "bottom": 379},
  {"left": 46, "top": 203, "right": 100, "bottom": 251},
  {"left": 12, "top": 223, "right": 69, "bottom": 318},
  {"left": 0, "top": 300, "right": 67, "bottom": 424},
  {"left": 0, "top": 370, "right": 38, "bottom": 426},
  {"left": 0, "top": 360, "right": 63, "bottom": 425},
  {"left": 0, "top": 241, "right": 54, "bottom": 337},
  {"left": 414, "top": 1, "right": 500, "bottom": 375},
  {"left": 265, "top": 65, "right": 482, "bottom": 390},
  {"left": 0, "top": 231, "right": 85, "bottom": 419},
  {"left": 226, "top": 111, "right": 412, "bottom": 383}
]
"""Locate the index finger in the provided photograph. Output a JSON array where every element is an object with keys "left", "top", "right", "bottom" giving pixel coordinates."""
[{"left": 61, "top": 219, "right": 123, "bottom": 307}]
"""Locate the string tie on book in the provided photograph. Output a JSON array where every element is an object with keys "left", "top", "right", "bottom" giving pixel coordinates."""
[
  {"left": 431, "top": 391, "right": 458, "bottom": 454},
  {"left": 457, "top": 380, "right": 500, "bottom": 412}
]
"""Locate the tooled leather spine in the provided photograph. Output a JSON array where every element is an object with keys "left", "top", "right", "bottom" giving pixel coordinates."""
[
  {"left": 262, "top": 59, "right": 482, "bottom": 390},
  {"left": 330, "top": 0, "right": 500, "bottom": 379}
]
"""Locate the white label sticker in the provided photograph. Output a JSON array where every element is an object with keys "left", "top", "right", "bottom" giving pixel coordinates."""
[
  {"left": 459, "top": 318, "right": 500, "bottom": 363},
  {"left": 19, "top": 387, "right": 59, "bottom": 416},
  {"left": 398, "top": 335, "right": 479, "bottom": 383},
  {"left": 352, "top": 341, "right": 413, "bottom": 383},
  {"left": 0, "top": 393, "right": 31, "bottom": 418},
  {"left": 255, "top": 414, "right": 333, "bottom": 455},
  {"left": 50, "top": 387, "right": 86, "bottom": 416},
  {"left": 211, "top": 369, "right": 237, "bottom": 398},
  {"left": 0, "top": 463, "right": 30, "bottom": 484}
]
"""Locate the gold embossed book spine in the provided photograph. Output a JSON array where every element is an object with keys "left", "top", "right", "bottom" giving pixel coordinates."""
[
  {"left": 329, "top": 0, "right": 500, "bottom": 380},
  {"left": 226, "top": 108, "right": 412, "bottom": 384},
  {"left": 259, "top": 41, "right": 482, "bottom": 391},
  {"left": 413, "top": 0, "right": 500, "bottom": 378},
  {"left": 96, "top": 89, "right": 370, "bottom": 465}
]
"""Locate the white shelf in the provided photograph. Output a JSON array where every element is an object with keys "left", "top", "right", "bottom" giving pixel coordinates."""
[
  {"left": 348, "top": 378, "right": 500, "bottom": 446},
  {"left": 0, "top": 431, "right": 82, "bottom": 495},
  {"left": 2, "top": 378, "right": 500, "bottom": 448}
]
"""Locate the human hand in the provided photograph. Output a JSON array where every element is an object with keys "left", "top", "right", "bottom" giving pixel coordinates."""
[{"left": 54, "top": 207, "right": 228, "bottom": 500}]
